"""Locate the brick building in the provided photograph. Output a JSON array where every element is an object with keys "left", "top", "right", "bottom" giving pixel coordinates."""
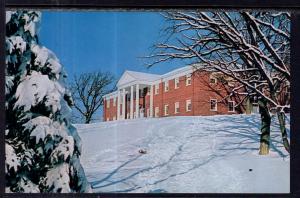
[{"left": 103, "top": 65, "right": 254, "bottom": 122}]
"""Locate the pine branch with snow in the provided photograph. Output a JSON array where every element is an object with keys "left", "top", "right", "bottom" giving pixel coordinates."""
[{"left": 5, "top": 11, "right": 91, "bottom": 193}]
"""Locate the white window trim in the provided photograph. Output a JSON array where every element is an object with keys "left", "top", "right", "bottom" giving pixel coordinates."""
[
  {"left": 209, "top": 77, "right": 217, "bottom": 84},
  {"left": 164, "top": 81, "right": 169, "bottom": 92},
  {"left": 186, "top": 99, "right": 192, "bottom": 112},
  {"left": 253, "top": 96, "right": 258, "bottom": 104},
  {"left": 210, "top": 99, "right": 218, "bottom": 111},
  {"left": 164, "top": 104, "right": 169, "bottom": 116},
  {"left": 175, "top": 102, "right": 180, "bottom": 114},
  {"left": 186, "top": 74, "right": 192, "bottom": 86},
  {"left": 228, "top": 101, "right": 235, "bottom": 112},
  {"left": 155, "top": 84, "right": 159, "bottom": 95},
  {"left": 175, "top": 78, "right": 179, "bottom": 89}
]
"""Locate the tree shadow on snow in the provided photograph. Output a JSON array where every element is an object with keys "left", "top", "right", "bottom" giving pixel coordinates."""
[
  {"left": 208, "top": 115, "right": 289, "bottom": 158},
  {"left": 91, "top": 115, "right": 290, "bottom": 192},
  {"left": 91, "top": 155, "right": 142, "bottom": 188}
]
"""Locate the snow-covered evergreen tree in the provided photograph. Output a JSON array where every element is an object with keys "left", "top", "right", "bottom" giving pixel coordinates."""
[{"left": 5, "top": 11, "right": 91, "bottom": 193}]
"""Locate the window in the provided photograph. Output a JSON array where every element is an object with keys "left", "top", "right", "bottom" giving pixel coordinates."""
[
  {"left": 113, "top": 97, "right": 116, "bottom": 106},
  {"left": 186, "top": 74, "right": 192, "bottom": 86},
  {"left": 210, "top": 99, "right": 217, "bottom": 111},
  {"left": 106, "top": 99, "right": 110, "bottom": 108},
  {"left": 228, "top": 101, "right": 235, "bottom": 112},
  {"left": 252, "top": 104, "right": 259, "bottom": 114},
  {"left": 107, "top": 117, "right": 110, "bottom": 121},
  {"left": 175, "top": 78, "right": 180, "bottom": 89},
  {"left": 164, "top": 81, "right": 169, "bottom": 92},
  {"left": 253, "top": 96, "right": 258, "bottom": 104},
  {"left": 186, "top": 100, "right": 192, "bottom": 112},
  {"left": 175, "top": 102, "right": 180, "bottom": 114},
  {"left": 155, "top": 107, "right": 159, "bottom": 117},
  {"left": 164, "top": 104, "right": 169, "bottom": 116},
  {"left": 210, "top": 77, "right": 217, "bottom": 84},
  {"left": 155, "top": 84, "right": 159, "bottom": 95},
  {"left": 113, "top": 116, "right": 116, "bottom": 121}
]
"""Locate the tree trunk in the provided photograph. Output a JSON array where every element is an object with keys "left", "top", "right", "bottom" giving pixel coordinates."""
[
  {"left": 258, "top": 99, "right": 271, "bottom": 155},
  {"left": 85, "top": 116, "right": 91, "bottom": 124},
  {"left": 277, "top": 112, "right": 290, "bottom": 153},
  {"left": 246, "top": 97, "right": 252, "bottom": 114}
]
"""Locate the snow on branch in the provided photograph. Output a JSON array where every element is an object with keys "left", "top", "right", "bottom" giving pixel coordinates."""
[{"left": 146, "top": 11, "right": 290, "bottom": 111}]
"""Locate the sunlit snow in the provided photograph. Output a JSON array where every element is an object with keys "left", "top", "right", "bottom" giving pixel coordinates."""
[{"left": 76, "top": 114, "right": 290, "bottom": 193}]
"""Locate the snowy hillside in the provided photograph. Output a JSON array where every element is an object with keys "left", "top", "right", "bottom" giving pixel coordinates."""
[{"left": 76, "top": 114, "right": 290, "bottom": 193}]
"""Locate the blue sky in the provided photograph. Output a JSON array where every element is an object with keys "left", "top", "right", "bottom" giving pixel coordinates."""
[
  {"left": 39, "top": 11, "right": 191, "bottom": 122},
  {"left": 39, "top": 11, "right": 190, "bottom": 83}
]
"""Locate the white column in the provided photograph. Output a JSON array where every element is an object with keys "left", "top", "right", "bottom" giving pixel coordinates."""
[
  {"left": 150, "top": 85, "right": 154, "bottom": 117},
  {"left": 117, "top": 89, "right": 121, "bottom": 120},
  {"left": 135, "top": 84, "right": 139, "bottom": 118},
  {"left": 130, "top": 86, "right": 134, "bottom": 119},
  {"left": 122, "top": 88, "right": 126, "bottom": 120}
]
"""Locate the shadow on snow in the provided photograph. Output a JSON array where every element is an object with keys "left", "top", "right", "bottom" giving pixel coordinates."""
[{"left": 90, "top": 114, "right": 289, "bottom": 192}]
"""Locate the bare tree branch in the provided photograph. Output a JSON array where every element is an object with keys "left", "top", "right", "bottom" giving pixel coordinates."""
[
  {"left": 145, "top": 11, "right": 290, "bottom": 112},
  {"left": 70, "top": 71, "right": 115, "bottom": 123}
]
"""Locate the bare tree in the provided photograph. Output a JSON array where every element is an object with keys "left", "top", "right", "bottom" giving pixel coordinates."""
[
  {"left": 70, "top": 72, "right": 115, "bottom": 124},
  {"left": 146, "top": 11, "right": 290, "bottom": 155},
  {"left": 194, "top": 71, "right": 246, "bottom": 114}
]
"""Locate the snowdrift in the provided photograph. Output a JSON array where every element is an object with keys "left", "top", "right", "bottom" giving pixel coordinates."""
[{"left": 76, "top": 114, "right": 290, "bottom": 193}]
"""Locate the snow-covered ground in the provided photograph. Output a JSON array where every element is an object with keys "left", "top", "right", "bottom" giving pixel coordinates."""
[{"left": 76, "top": 114, "right": 290, "bottom": 193}]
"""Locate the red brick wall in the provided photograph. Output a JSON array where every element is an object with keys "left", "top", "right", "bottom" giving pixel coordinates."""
[
  {"left": 103, "top": 71, "right": 245, "bottom": 121},
  {"left": 153, "top": 75, "right": 194, "bottom": 117},
  {"left": 103, "top": 98, "right": 118, "bottom": 121},
  {"left": 193, "top": 71, "right": 238, "bottom": 116},
  {"left": 103, "top": 100, "right": 106, "bottom": 121}
]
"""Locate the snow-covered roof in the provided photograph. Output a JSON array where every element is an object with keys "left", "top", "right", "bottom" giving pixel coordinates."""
[
  {"left": 161, "top": 65, "right": 192, "bottom": 78},
  {"left": 104, "top": 91, "right": 118, "bottom": 99},
  {"left": 117, "top": 70, "right": 161, "bottom": 88},
  {"left": 159, "top": 65, "right": 196, "bottom": 81},
  {"left": 104, "top": 64, "right": 203, "bottom": 98},
  {"left": 126, "top": 71, "right": 161, "bottom": 82}
]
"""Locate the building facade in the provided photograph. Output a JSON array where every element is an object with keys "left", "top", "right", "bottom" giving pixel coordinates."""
[{"left": 103, "top": 65, "right": 252, "bottom": 122}]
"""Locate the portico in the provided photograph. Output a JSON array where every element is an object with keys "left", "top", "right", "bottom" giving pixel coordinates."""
[
  {"left": 107, "top": 70, "right": 159, "bottom": 121},
  {"left": 116, "top": 84, "right": 154, "bottom": 120}
]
